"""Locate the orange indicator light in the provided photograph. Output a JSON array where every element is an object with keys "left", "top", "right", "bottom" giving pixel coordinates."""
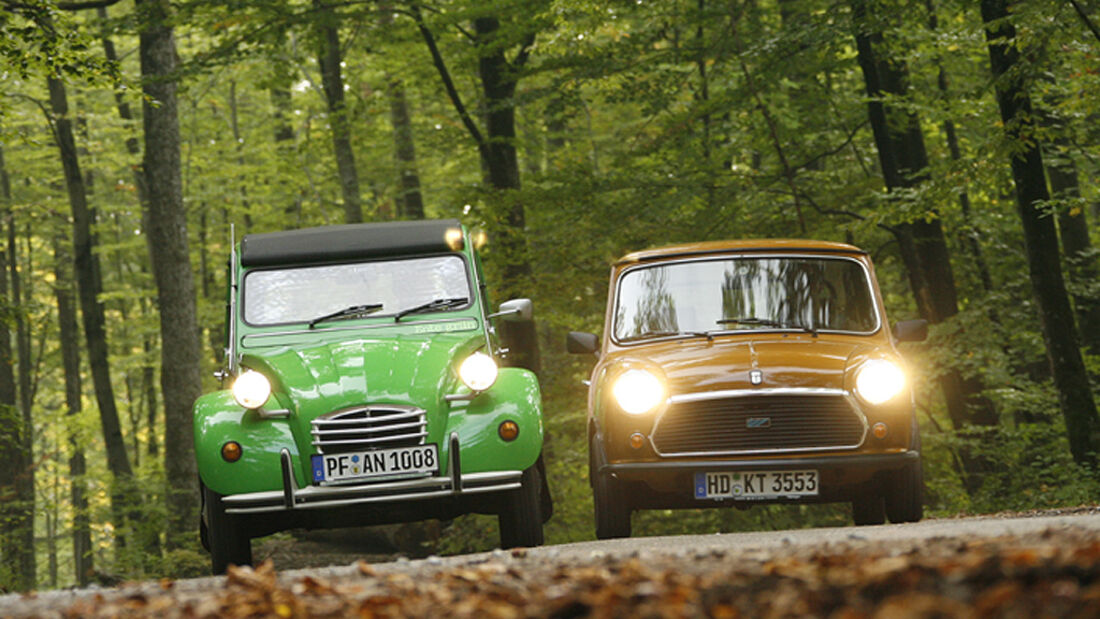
[
  {"left": 221, "top": 441, "right": 243, "bottom": 463},
  {"left": 629, "top": 433, "right": 646, "bottom": 449},
  {"left": 499, "top": 420, "right": 520, "bottom": 442},
  {"left": 872, "top": 423, "right": 888, "bottom": 440}
]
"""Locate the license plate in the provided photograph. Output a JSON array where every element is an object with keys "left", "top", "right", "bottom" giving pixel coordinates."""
[
  {"left": 694, "top": 470, "right": 818, "bottom": 500},
  {"left": 311, "top": 445, "right": 439, "bottom": 484}
]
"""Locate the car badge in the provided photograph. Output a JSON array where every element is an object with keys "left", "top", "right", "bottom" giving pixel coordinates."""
[
  {"left": 750, "top": 369, "right": 763, "bottom": 385},
  {"left": 746, "top": 417, "right": 771, "bottom": 429}
]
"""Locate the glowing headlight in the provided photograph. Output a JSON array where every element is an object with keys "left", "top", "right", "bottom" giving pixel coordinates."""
[
  {"left": 459, "top": 352, "right": 498, "bottom": 392},
  {"left": 855, "top": 359, "right": 906, "bottom": 405},
  {"left": 232, "top": 370, "right": 272, "bottom": 409},
  {"left": 612, "top": 369, "right": 665, "bottom": 415}
]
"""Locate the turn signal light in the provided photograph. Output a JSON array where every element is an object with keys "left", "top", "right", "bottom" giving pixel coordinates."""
[
  {"left": 629, "top": 433, "right": 646, "bottom": 449},
  {"left": 498, "top": 420, "right": 519, "bottom": 442},
  {"left": 872, "top": 422, "right": 888, "bottom": 440},
  {"left": 221, "top": 441, "right": 243, "bottom": 463}
]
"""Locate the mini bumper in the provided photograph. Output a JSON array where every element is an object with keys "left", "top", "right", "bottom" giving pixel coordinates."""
[{"left": 222, "top": 434, "right": 522, "bottom": 515}]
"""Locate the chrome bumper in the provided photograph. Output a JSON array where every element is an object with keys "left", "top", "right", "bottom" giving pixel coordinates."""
[{"left": 222, "top": 434, "right": 522, "bottom": 515}]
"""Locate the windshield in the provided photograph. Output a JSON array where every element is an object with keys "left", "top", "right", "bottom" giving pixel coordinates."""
[
  {"left": 243, "top": 255, "right": 471, "bottom": 326},
  {"left": 613, "top": 256, "right": 878, "bottom": 341}
]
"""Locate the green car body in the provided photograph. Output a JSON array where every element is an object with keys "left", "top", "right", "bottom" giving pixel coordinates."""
[{"left": 194, "top": 219, "right": 549, "bottom": 573}]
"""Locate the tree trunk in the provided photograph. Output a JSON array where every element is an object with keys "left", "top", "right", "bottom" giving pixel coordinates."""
[
  {"left": 980, "top": 0, "right": 1100, "bottom": 465},
  {"left": 474, "top": 15, "right": 541, "bottom": 376},
  {"left": 137, "top": 0, "right": 202, "bottom": 548},
  {"left": 1047, "top": 153, "right": 1100, "bottom": 356},
  {"left": 53, "top": 231, "right": 92, "bottom": 587},
  {"left": 8, "top": 205, "right": 35, "bottom": 589},
  {"left": 852, "top": 0, "right": 998, "bottom": 493},
  {"left": 387, "top": 77, "right": 425, "bottom": 219},
  {"left": 0, "top": 142, "right": 33, "bottom": 593},
  {"left": 315, "top": 0, "right": 363, "bottom": 223}
]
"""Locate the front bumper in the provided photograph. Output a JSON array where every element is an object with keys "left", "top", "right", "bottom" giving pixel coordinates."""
[
  {"left": 603, "top": 450, "right": 919, "bottom": 507},
  {"left": 222, "top": 434, "right": 521, "bottom": 515}
]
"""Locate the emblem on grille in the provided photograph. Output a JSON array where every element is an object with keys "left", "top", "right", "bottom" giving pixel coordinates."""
[
  {"left": 746, "top": 417, "right": 772, "bottom": 429},
  {"left": 750, "top": 369, "right": 763, "bottom": 385}
]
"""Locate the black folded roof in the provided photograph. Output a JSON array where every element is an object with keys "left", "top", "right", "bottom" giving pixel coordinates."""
[{"left": 240, "top": 219, "right": 462, "bottom": 267}]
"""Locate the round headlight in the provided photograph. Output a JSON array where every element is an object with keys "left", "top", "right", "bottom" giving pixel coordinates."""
[
  {"left": 855, "top": 359, "right": 906, "bottom": 405},
  {"left": 459, "top": 352, "right": 498, "bottom": 392},
  {"left": 232, "top": 370, "right": 272, "bottom": 409},
  {"left": 612, "top": 369, "right": 666, "bottom": 415}
]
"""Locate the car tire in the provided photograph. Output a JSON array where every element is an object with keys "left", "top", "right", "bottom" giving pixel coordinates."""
[
  {"left": 202, "top": 482, "right": 252, "bottom": 574},
  {"left": 851, "top": 494, "right": 885, "bottom": 526},
  {"left": 499, "top": 462, "right": 545, "bottom": 549},
  {"left": 884, "top": 459, "right": 924, "bottom": 523},
  {"left": 590, "top": 436, "right": 631, "bottom": 539}
]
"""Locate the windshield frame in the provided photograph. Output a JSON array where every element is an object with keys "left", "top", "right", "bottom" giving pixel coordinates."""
[
  {"left": 609, "top": 253, "right": 882, "bottom": 346},
  {"left": 240, "top": 252, "right": 475, "bottom": 328}
]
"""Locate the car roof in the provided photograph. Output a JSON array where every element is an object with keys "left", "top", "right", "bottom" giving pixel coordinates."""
[
  {"left": 240, "top": 219, "right": 462, "bottom": 267},
  {"left": 614, "top": 239, "right": 867, "bottom": 266}
]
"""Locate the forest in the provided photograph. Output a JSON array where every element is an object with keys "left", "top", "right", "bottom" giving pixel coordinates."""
[{"left": 0, "top": 0, "right": 1098, "bottom": 592}]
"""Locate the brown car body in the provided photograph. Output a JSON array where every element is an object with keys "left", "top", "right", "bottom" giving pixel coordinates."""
[{"left": 569, "top": 239, "right": 926, "bottom": 538}]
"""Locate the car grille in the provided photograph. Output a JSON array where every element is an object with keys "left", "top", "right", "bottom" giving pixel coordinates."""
[
  {"left": 651, "top": 392, "right": 865, "bottom": 456},
  {"left": 311, "top": 405, "right": 427, "bottom": 454}
]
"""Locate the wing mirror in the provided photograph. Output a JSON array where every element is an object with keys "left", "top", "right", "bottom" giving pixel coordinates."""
[
  {"left": 488, "top": 298, "right": 533, "bottom": 322},
  {"left": 566, "top": 331, "right": 599, "bottom": 355},
  {"left": 892, "top": 319, "right": 928, "bottom": 343}
]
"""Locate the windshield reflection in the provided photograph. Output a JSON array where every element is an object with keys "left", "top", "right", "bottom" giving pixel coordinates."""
[{"left": 614, "top": 256, "right": 877, "bottom": 341}]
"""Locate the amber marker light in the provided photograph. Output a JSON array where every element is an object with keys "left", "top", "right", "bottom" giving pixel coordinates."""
[
  {"left": 499, "top": 420, "right": 520, "bottom": 441},
  {"left": 629, "top": 433, "right": 646, "bottom": 449},
  {"left": 444, "top": 228, "right": 465, "bottom": 251},
  {"left": 872, "top": 422, "right": 888, "bottom": 440},
  {"left": 221, "top": 441, "right": 243, "bottom": 463}
]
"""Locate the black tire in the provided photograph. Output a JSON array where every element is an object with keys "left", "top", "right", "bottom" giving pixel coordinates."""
[
  {"left": 499, "top": 463, "right": 545, "bottom": 549},
  {"left": 591, "top": 437, "right": 630, "bottom": 539},
  {"left": 884, "top": 459, "right": 924, "bottom": 523},
  {"left": 202, "top": 482, "right": 252, "bottom": 574},
  {"left": 852, "top": 494, "right": 885, "bottom": 526}
]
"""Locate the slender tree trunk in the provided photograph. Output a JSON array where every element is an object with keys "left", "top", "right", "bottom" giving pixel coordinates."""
[
  {"left": 271, "top": 82, "right": 302, "bottom": 224},
  {"left": 8, "top": 206, "right": 35, "bottom": 588},
  {"left": 1047, "top": 153, "right": 1100, "bottom": 356},
  {"left": 52, "top": 230, "right": 92, "bottom": 587},
  {"left": 315, "top": 0, "right": 363, "bottom": 223},
  {"left": 387, "top": 77, "right": 425, "bottom": 219},
  {"left": 981, "top": 0, "right": 1100, "bottom": 465},
  {"left": 0, "top": 142, "right": 33, "bottom": 592},
  {"left": 852, "top": 0, "right": 998, "bottom": 493},
  {"left": 137, "top": 0, "right": 202, "bottom": 548}
]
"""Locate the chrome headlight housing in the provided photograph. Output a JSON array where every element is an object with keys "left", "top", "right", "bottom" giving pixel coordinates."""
[
  {"left": 611, "top": 368, "right": 666, "bottom": 415},
  {"left": 232, "top": 370, "right": 272, "bottom": 409},
  {"left": 854, "top": 359, "right": 906, "bottom": 405},
  {"left": 459, "top": 352, "right": 498, "bottom": 392}
]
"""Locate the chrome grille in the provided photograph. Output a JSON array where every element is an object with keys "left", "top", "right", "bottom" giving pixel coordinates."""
[
  {"left": 311, "top": 405, "right": 427, "bottom": 454},
  {"left": 651, "top": 391, "right": 865, "bottom": 456}
]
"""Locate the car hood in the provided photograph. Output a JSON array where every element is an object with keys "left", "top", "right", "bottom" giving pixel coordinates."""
[
  {"left": 242, "top": 331, "right": 482, "bottom": 417},
  {"left": 613, "top": 335, "right": 878, "bottom": 395}
]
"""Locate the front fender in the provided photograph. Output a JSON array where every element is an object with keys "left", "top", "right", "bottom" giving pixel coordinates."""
[{"left": 443, "top": 366, "right": 544, "bottom": 475}]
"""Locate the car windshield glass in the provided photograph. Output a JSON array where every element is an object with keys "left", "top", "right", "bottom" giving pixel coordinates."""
[
  {"left": 613, "top": 256, "right": 877, "bottom": 341},
  {"left": 243, "top": 255, "right": 470, "bottom": 326}
]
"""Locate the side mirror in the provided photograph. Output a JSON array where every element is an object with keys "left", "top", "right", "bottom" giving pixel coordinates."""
[
  {"left": 566, "top": 331, "right": 599, "bottom": 355},
  {"left": 892, "top": 319, "right": 928, "bottom": 343},
  {"left": 488, "top": 298, "right": 533, "bottom": 322}
]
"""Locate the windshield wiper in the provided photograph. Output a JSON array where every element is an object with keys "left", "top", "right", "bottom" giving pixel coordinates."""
[
  {"left": 394, "top": 297, "right": 468, "bottom": 322},
  {"left": 717, "top": 316, "right": 817, "bottom": 335},
  {"left": 621, "top": 329, "right": 713, "bottom": 342},
  {"left": 308, "top": 303, "right": 384, "bottom": 329}
]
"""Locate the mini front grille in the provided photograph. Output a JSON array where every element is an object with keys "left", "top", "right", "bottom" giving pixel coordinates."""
[
  {"left": 651, "top": 393, "right": 865, "bottom": 456},
  {"left": 311, "top": 405, "right": 427, "bottom": 454}
]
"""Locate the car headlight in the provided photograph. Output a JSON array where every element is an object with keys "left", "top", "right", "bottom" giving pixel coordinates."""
[
  {"left": 612, "top": 369, "right": 666, "bottom": 415},
  {"left": 855, "top": 359, "right": 906, "bottom": 405},
  {"left": 232, "top": 370, "right": 272, "bottom": 409},
  {"left": 459, "top": 352, "right": 498, "bottom": 392}
]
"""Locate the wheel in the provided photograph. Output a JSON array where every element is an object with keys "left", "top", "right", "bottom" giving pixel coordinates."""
[
  {"left": 499, "top": 463, "right": 545, "bottom": 549},
  {"left": 202, "top": 482, "right": 252, "bottom": 574},
  {"left": 590, "top": 436, "right": 630, "bottom": 539},
  {"left": 852, "top": 494, "right": 885, "bottom": 526},
  {"left": 884, "top": 459, "right": 924, "bottom": 523}
]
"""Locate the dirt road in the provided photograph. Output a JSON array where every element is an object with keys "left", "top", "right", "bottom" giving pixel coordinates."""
[{"left": 4, "top": 507, "right": 1100, "bottom": 617}]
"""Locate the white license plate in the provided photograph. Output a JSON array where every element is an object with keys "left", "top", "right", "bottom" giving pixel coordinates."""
[
  {"left": 311, "top": 445, "right": 439, "bottom": 484},
  {"left": 694, "top": 470, "right": 818, "bottom": 500}
]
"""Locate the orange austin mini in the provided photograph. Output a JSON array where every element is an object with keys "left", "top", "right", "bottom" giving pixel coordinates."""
[{"left": 568, "top": 240, "right": 928, "bottom": 538}]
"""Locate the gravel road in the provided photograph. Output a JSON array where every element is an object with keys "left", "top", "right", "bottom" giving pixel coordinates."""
[{"left": 4, "top": 507, "right": 1100, "bottom": 617}]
